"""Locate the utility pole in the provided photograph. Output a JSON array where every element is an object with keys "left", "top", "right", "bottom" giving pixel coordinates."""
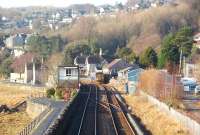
[{"left": 179, "top": 49, "right": 182, "bottom": 75}]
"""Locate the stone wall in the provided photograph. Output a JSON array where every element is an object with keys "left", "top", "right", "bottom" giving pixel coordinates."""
[
  {"left": 141, "top": 91, "right": 200, "bottom": 135},
  {"left": 26, "top": 100, "right": 48, "bottom": 119}
]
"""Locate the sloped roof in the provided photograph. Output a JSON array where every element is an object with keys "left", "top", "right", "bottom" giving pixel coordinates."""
[
  {"left": 74, "top": 56, "right": 86, "bottom": 65},
  {"left": 87, "top": 55, "right": 102, "bottom": 64},
  {"left": 107, "top": 59, "right": 131, "bottom": 70}
]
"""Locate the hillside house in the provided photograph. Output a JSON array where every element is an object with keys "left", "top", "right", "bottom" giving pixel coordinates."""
[
  {"left": 5, "top": 34, "right": 25, "bottom": 49},
  {"left": 103, "top": 59, "right": 131, "bottom": 77},
  {"left": 74, "top": 55, "right": 106, "bottom": 77},
  {"left": 74, "top": 55, "right": 87, "bottom": 76}
]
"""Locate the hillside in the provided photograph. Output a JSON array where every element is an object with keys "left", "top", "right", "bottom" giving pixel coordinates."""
[{"left": 45, "top": 1, "right": 199, "bottom": 56}]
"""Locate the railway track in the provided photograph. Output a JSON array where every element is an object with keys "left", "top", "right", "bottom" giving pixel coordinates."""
[
  {"left": 77, "top": 85, "right": 97, "bottom": 135},
  {"left": 55, "top": 84, "right": 137, "bottom": 135},
  {"left": 104, "top": 85, "right": 135, "bottom": 135}
]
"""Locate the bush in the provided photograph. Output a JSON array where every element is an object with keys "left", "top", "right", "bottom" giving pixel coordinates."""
[
  {"left": 55, "top": 89, "right": 63, "bottom": 99},
  {"left": 46, "top": 88, "right": 55, "bottom": 98},
  {"left": 71, "top": 90, "right": 78, "bottom": 98}
]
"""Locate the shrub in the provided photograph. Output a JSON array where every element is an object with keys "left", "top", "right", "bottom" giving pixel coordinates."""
[
  {"left": 46, "top": 88, "right": 55, "bottom": 98},
  {"left": 55, "top": 89, "right": 63, "bottom": 99},
  {"left": 71, "top": 90, "right": 78, "bottom": 98}
]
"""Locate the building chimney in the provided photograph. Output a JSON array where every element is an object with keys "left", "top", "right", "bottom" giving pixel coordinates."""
[{"left": 99, "top": 48, "right": 102, "bottom": 56}]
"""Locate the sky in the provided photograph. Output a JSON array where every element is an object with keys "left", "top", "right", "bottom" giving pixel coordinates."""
[{"left": 0, "top": 0, "right": 127, "bottom": 8}]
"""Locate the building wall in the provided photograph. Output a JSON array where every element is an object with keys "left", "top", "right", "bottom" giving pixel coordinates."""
[
  {"left": 10, "top": 70, "right": 42, "bottom": 84},
  {"left": 58, "top": 67, "right": 79, "bottom": 88},
  {"left": 10, "top": 73, "right": 25, "bottom": 83},
  {"left": 26, "top": 100, "right": 48, "bottom": 119},
  {"left": 6, "top": 35, "right": 24, "bottom": 49},
  {"left": 58, "top": 68, "right": 79, "bottom": 81},
  {"left": 13, "top": 49, "right": 25, "bottom": 57}
]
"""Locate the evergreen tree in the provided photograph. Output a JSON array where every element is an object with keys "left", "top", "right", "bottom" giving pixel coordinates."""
[{"left": 139, "top": 47, "right": 157, "bottom": 68}]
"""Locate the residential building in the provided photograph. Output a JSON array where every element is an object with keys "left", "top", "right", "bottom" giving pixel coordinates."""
[
  {"left": 10, "top": 53, "right": 43, "bottom": 85},
  {"left": 104, "top": 59, "right": 131, "bottom": 76},
  {"left": 74, "top": 55, "right": 87, "bottom": 76},
  {"left": 118, "top": 65, "right": 139, "bottom": 80},
  {"left": 74, "top": 54, "right": 108, "bottom": 77},
  {"left": 5, "top": 34, "right": 25, "bottom": 49}
]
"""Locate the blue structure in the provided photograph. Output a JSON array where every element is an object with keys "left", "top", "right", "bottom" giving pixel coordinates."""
[{"left": 127, "top": 68, "right": 143, "bottom": 94}]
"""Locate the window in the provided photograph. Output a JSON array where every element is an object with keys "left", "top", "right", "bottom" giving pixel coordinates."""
[{"left": 66, "top": 69, "right": 72, "bottom": 76}]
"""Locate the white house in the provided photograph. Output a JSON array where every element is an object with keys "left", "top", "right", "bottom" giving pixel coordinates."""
[
  {"left": 13, "top": 48, "right": 25, "bottom": 57},
  {"left": 74, "top": 49, "right": 108, "bottom": 77},
  {"left": 58, "top": 66, "right": 79, "bottom": 88},
  {"left": 10, "top": 53, "right": 42, "bottom": 85},
  {"left": 5, "top": 34, "right": 24, "bottom": 49},
  {"left": 74, "top": 55, "right": 87, "bottom": 76}
]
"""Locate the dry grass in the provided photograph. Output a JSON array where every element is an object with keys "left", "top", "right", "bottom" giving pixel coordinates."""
[
  {"left": 0, "top": 83, "right": 45, "bottom": 107},
  {"left": 138, "top": 69, "right": 183, "bottom": 100},
  {"left": 0, "top": 111, "right": 31, "bottom": 135},
  {"left": 124, "top": 95, "right": 190, "bottom": 135},
  {"left": 109, "top": 80, "right": 189, "bottom": 135}
]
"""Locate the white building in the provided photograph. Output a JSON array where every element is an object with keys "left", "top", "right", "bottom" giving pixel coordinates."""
[
  {"left": 5, "top": 34, "right": 24, "bottom": 49},
  {"left": 10, "top": 53, "right": 41, "bottom": 85},
  {"left": 13, "top": 48, "right": 25, "bottom": 57},
  {"left": 58, "top": 66, "right": 79, "bottom": 88},
  {"left": 74, "top": 55, "right": 106, "bottom": 77}
]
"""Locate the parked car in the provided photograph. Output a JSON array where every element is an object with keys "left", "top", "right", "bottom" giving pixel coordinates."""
[{"left": 181, "top": 77, "right": 197, "bottom": 92}]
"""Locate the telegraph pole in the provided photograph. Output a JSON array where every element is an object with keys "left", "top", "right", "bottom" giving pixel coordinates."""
[{"left": 179, "top": 49, "right": 183, "bottom": 75}]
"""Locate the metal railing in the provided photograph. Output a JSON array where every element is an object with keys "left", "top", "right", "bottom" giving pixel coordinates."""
[{"left": 18, "top": 104, "right": 51, "bottom": 135}]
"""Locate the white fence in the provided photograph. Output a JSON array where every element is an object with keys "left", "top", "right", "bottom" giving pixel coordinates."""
[{"left": 141, "top": 91, "right": 200, "bottom": 135}]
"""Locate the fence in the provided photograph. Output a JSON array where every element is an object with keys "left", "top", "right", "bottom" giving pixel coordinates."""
[
  {"left": 141, "top": 91, "right": 200, "bottom": 135},
  {"left": 18, "top": 104, "right": 51, "bottom": 135}
]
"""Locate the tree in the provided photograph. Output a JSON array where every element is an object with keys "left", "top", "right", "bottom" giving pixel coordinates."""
[
  {"left": 116, "top": 47, "right": 136, "bottom": 63},
  {"left": 116, "top": 47, "right": 131, "bottom": 58},
  {"left": 158, "top": 26, "right": 193, "bottom": 71},
  {"left": 139, "top": 47, "right": 157, "bottom": 68},
  {"left": 0, "top": 57, "right": 13, "bottom": 78},
  {"left": 158, "top": 34, "right": 180, "bottom": 69},
  {"left": 174, "top": 26, "right": 193, "bottom": 57},
  {"left": 48, "top": 35, "right": 64, "bottom": 53},
  {"left": 27, "top": 35, "right": 64, "bottom": 58},
  {"left": 63, "top": 41, "right": 91, "bottom": 65}
]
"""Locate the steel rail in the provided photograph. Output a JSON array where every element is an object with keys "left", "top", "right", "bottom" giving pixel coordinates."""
[
  {"left": 77, "top": 85, "right": 92, "bottom": 135},
  {"left": 105, "top": 85, "right": 135, "bottom": 135},
  {"left": 94, "top": 86, "right": 98, "bottom": 135},
  {"left": 102, "top": 86, "right": 119, "bottom": 135}
]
